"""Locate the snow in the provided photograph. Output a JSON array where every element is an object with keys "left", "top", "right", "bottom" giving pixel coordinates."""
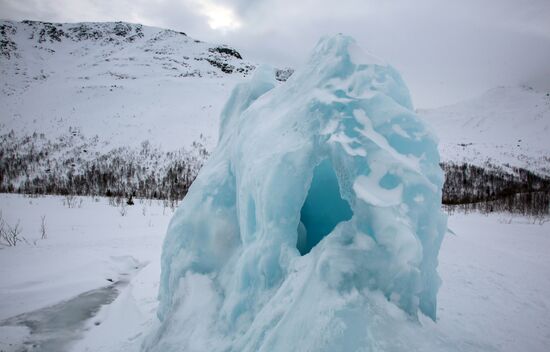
[
  {"left": 420, "top": 86, "right": 550, "bottom": 175},
  {"left": 0, "top": 18, "right": 548, "bottom": 352},
  {"left": 0, "top": 194, "right": 171, "bottom": 351},
  {"left": 3, "top": 20, "right": 547, "bottom": 179},
  {"left": 0, "top": 195, "right": 169, "bottom": 321},
  {"left": 70, "top": 261, "right": 161, "bottom": 352},
  {"left": 0, "top": 20, "right": 255, "bottom": 151},
  {"left": 1, "top": 194, "right": 549, "bottom": 351},
  {"left": 437, "top": 213, "right": 550, "bottom": 352},
  {"left": 147, "top": 34, "right": 447, "bottom": 351}
]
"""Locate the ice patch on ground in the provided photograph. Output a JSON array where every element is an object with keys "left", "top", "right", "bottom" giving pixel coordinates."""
[{"left": 0, "top": 281, "right": 124, "bottom": 351}]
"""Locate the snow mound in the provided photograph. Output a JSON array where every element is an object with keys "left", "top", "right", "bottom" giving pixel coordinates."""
[{"left": 145, "top": 35, "right": 448, "bottom": 351}]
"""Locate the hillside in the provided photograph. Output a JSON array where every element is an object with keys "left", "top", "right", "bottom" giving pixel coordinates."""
[
  {"left": 0, "top": 20, "right": 292, "bottom": 199},
  {"left": 420, "top": 85, "right": 550, "bottom": 175},
  {"left": 419, "top": 86, "right": 550, "bottom": 213},
  {"left": 0, "top": 19, "right": 283, "bottom": 151}
]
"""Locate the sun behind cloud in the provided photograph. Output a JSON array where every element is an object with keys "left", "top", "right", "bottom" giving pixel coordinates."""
[{"left": 194, "top": 0, "right": 242, "bottom": 32}]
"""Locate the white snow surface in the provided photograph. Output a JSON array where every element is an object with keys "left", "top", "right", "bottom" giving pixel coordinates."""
[
  {"left": 0, "top": 194, "right": 171, "bottom": 352},
  {"left": 1, "top": 195, "right": 549, "bottom": 351},
  {"left": 420, "top": 86, "right": 550, "bottom": 175},
  {"left": 436, "top": 212, "right": 550, "bottom": 352},
  {"left": 0, "top": 20, "right": 255, "bottom": 151}
]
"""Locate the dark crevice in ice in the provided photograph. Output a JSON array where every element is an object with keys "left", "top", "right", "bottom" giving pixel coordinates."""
[{"left": 297, "top": 159, "right": 353, "bottom": 255}]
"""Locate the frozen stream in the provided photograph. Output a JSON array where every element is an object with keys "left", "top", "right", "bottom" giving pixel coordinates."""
[{"left": 0, "top": 280, "right": 128, "bottom": 352}]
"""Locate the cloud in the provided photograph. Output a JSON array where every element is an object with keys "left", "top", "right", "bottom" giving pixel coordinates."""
[
  {"left": 191, "top": 0, "right": 242, "bottom": 31},
  {"left": 1, "top": 0, "right": 549, "bottom": 107},
  {"left": 220, "top": 0, "right": 550, "bottom": 106}
]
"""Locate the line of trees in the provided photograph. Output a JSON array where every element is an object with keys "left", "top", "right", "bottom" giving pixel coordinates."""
[
  {"left": 0, "top": 132, "right": 207, "bottom": 202},
  {"left": 442, "top": 162, "right": 550, "bottom": 216},
  {"left": 1, "top": 132, "right": 549, "bottom": 216}
]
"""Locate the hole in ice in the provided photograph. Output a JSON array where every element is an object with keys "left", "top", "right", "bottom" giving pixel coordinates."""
[{"left": 297, "top": 159, "right": 353, "bottom": 255}]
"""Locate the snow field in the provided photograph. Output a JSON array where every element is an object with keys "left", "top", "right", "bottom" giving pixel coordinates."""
[
  {"left": 0, "top": 194, "right": 172, "bottom": 351},
  {"left": 436, "top": 213, "right": 550, "bottom": 352},
  {"left": 0, "top": 194, "right": 549, "bottom": 351}
]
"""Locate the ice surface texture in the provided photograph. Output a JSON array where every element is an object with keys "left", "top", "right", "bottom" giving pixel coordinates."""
[{"left": 145, "top": 35, "right": 447, "bottom": 351}]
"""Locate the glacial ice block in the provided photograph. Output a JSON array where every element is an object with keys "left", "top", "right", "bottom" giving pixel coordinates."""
[{"left": 145, "top": 35, "right": 448, "bottom": 352}]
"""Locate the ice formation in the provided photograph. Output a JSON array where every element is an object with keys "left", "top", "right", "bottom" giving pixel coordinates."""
[{"left": 144, "top": 35, "right": 448, "bottom": 351}]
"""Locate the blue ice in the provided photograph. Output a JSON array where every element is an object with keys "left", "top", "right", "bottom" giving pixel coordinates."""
[{"left": 143, "top": 34, "right": 448, "bottom": 352}]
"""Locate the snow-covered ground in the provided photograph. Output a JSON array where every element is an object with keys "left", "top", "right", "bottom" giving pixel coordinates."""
[
  {"left": 0, "top": 194, "right": 549, "bottom": 351},
  {"left": 436, "top": 212, "right": 550, "bottom": 352},
  {"left": 0, "top": 194, "right": 172, "bottom": 351}
]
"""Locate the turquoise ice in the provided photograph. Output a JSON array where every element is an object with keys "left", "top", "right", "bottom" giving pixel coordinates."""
[{"left": 144, "top": 34, "right": 448, "bottom": 351}]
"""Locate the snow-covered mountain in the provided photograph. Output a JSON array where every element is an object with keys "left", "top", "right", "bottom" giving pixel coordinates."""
[
  {"left": 0, "top": 20, "right": 548, "bottom": 204},
  {"left": 420, "top": 86, "right": 550, "bottom": 175},
  {"left": 0, "top": 20, "right": 296, "bottom": 199},
  {"left": 0, "top": 20, "right": 282, "bottom": 151},
  {"left": 2, "top": 19, "right": 547, "bottom": 174}
]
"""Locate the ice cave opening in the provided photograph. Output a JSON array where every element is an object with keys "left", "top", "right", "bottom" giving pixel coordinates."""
[{"left": 297, "top": 159, "right": 353, "bottom": 255}]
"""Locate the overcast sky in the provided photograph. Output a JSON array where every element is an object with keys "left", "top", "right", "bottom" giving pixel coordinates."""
[{"left": 1, "top": 0, "right": 549, "bottom": 107}]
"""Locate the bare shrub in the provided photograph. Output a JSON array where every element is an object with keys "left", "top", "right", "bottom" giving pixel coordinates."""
[
  {"left": 40, "top": 215, "right": 47, "bottom": 239},
  {"left": 119, "top": 203, "right": 127, "bottom": 217},
  {"left": 0, "top": 213, "right": 23, "bottom": 246},
  {"left": 63, "top": 194, "right": 77, "bottom": 208}
]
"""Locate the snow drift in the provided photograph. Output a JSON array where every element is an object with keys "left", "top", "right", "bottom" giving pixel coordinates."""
[{"left": 144, "top": 35, "right": 448, "bottom": 351}]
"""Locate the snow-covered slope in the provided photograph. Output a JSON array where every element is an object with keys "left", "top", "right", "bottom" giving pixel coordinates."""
[
  {"left": 2, "top": 20, "right": 547, "bottom": 175},
  {"left": 0, "top": 20, "right": 259, "bottom": 151},
  {"left": 420, "top": 86, "right": 550, "bottom": 175}
]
